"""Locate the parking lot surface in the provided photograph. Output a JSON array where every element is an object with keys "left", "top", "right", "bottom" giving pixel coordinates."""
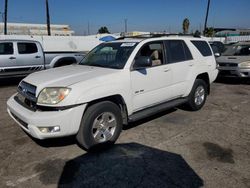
[{"left": 0, "top": 78, "right": 250, "bottom": 188}]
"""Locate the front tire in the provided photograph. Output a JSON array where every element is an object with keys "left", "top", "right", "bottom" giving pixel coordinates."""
[
  {"left": 185, "top": 79, "right": 208, "bottom": 111},
  {"left": 76, "top": 101, "right": 123, "bottom": 150}
]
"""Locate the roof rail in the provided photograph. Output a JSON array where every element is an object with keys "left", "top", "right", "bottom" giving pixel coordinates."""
[{"left": 116, "top": 32, "right": 201, "bottom": 40}]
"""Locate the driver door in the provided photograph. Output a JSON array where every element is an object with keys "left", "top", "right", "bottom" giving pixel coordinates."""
[{"left": 130, "top": 41, "right": 173, "bottom": 112}]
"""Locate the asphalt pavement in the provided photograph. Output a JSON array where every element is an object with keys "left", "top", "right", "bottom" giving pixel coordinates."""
[{"left": 0, "top": 77, "right": 249, "bottom": 188}]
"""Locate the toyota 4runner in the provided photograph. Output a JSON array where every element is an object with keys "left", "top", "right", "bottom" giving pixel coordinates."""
[{"left": 7, "top": 34, "right": 218, "bottom": 150}]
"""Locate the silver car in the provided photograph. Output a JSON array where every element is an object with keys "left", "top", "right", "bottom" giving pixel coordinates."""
[{"left": 217, "top": 42, "right": 250, "bottom": 77}]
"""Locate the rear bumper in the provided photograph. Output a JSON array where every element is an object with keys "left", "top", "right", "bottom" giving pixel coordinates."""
[{"left": 7, "top": 94, "right": 86, "bottom": 139}]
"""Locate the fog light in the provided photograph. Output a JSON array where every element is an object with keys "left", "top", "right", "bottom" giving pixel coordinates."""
[
  {"left": 38, "top": 126, "right": 60, "bottom": 133},
  {"left": 39, "top": 127, "right": 49, "bottom": 133}
]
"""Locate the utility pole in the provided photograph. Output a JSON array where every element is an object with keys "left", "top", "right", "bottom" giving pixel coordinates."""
[
  {"left": 124, "top": 19, "right": 127, "bottom": 33},
  {"left": 4, "top": 0, "right": 8, "bottom": 35},
  {"left": 204, "top": 0, "right": 210, "bottom": 35},
  {"left": 87, "top": 22, "right": 90, "bottom": 35},
  {"left": 46, "top": 0, "right": 51, "bottom": 36}
]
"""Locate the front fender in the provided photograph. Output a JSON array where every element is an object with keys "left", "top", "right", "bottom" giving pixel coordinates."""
[{"left": 75, "top": 83, "right": 133, "bottom": 114}]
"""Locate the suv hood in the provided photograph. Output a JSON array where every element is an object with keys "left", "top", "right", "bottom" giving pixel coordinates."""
[
  {"left": 23, "top": 65, "right": 118, "bottom": 89},
  {"left": 217, "top": 55, "right": 250, "bottom": 64}
]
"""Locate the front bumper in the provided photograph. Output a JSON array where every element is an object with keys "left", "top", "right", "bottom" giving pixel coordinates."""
[
  {"left": 217, "top": 66, "right": 250, "bottom": 77},
  {"left": 7, "top": 94, "right": 86, "bottom": 139}
]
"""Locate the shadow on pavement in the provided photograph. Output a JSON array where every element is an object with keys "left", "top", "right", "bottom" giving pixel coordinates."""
[
  {"left": 55, "top": 143, "right": 203, "bottom": 188},
  {"left": 0, "top": 77, "right": 23, "bottom": 87},
  {"left": 215, "top": 77, "right": 250, "bottom": 85}
]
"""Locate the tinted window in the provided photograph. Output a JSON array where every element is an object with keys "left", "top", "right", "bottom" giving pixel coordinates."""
[
  {"left": 223, "top": 45, "right": 250, "bottom": 56},
  {"left": 0, "top": 43, "right": 14, "bottom": 55},
  {"left": 191, "top": 40, "right": 212, "bottom": 56},
  {"left": 18, "top": 43, "right": 38, "bottom": 54},
  {"left": 165, "top": 40, "right": 193, "bottom": 63}
]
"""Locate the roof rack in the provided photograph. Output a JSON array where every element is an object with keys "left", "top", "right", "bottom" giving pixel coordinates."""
[{"left": 116, "top": 33, "right": 201, "bottom": 40}]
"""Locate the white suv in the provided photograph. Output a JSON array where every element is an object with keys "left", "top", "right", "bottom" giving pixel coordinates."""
[{"left": 7, "top": 35, "right": 218, "bottom": 150}]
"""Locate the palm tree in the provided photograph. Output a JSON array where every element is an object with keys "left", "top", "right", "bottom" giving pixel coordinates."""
[
  {"left": 204, "top": 0, "right": 211, "bottom": 35},
  {"left": 46, "top": 0, "right": 51, "bottom": 36},
  {"left": 182, "top": 18, "right": 190, "bottom": 34}
]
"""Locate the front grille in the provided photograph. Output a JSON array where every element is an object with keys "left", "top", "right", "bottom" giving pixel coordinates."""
[
  {"left": 219, "top": 70, "right": 238, "bottom": 76},
  {"left": 218, "top": 62, "right": 238, "bottom": 67},
  {"left": 10, "top": 112, "right": 28, "bottom": 129},
  {"left": 17, "top": 81, "right": 37, "bottom": 102},
  {"left": 14, "top": 94, "right": 37, "bottom": 111},
  {"left": 16, "top": 81, "right": 37, "bottom": 111}
]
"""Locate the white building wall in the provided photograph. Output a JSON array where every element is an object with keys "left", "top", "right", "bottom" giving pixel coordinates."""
[{"left": 0, "top": 23, "right": 74, "bottom": 36}]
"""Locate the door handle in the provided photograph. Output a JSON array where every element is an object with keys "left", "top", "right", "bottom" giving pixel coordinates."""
[
  {"left": 189, "top": 63, "right": 194, "bottom": 67},
  {"left": 9, "top": 57, "right": 16, "bottom": 60},
  {"left": 35, "top": 56, "right": 41, "bottom": 58},
  {"left": 163, "top": 68, "right": 170, "bottom": 72}
]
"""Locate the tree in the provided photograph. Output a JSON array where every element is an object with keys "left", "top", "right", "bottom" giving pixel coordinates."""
[
  {"left": 182, "top": 18, "right": 190, "bottom": 34},
  {"left": 98, "top": 26, "right": 110, "bottom": 34},
  {"left": 194, "top": 30, "right": 201, "bottom": 37},
  {"left": 204, "top": 27, "right": 214, "bottom": 37}
]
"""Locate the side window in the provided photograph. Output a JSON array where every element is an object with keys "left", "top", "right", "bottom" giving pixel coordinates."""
[
  {"left": 191, "top": 40, "right": 212, "bottom": 56},
  {"left": 17, "top": 43, "right": 38, "bottom": 54},
  {"left": 0, "top": 43, "right": 14, "bottom": 55},
  {"left": 134, "top": 41, "right": 164, "bottom": 67},
  {"left": 165, "top": 40, "right": 193, "bottom": 63}
]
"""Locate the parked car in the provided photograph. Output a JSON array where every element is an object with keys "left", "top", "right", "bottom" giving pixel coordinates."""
[
  {"left": 0, "top": 40, "right": 85, "bottom": 78},
  {"left": 209, "top": 41, "right": 225, "bottom": 57},
  {"left": 7, "top": 35, "right": 218, "bottom": 150},
  {"left": 216, "top": 42, "right": 250, "bottom": 77}
]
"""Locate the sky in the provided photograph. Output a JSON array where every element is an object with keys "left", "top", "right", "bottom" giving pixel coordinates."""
[{"left": 1, "top": 0, "right": 250, "bottom": 35}]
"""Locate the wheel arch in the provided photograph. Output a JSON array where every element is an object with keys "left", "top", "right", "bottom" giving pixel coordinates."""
[
  {"left": 86, "top": 94, "right": 129, "bottom": 125},
  {"left": 196, "top": 72, "right": 210, "bottom": 94}
]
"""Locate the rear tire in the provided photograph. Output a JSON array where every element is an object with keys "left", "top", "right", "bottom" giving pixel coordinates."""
[
  {"left": 185, "top": 79, "right": 208, "bottom": 111},
  {"left": 76, "top": 101, "right": 123, "bottom": 150}
]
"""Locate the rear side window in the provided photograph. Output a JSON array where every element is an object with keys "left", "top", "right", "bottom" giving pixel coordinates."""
[
  {"left": 18, "top": 43, "right": 38, "bottom": 54},
  {"left": 165, "top": 40, "right": 193, "bottom": 63},
  {"left": 0, "top": 43, "right": 13, "bottom": 55},
  {"left": 191, "top": 40, "right": 212, "bottom": 56}
]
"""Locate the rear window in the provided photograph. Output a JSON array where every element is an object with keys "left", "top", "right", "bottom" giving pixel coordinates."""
[
  {"left": 191, "top": 40, "right": 212, "bottom": 57},
  {"left": 165, "top": 40, "right": 193, "bottom": 63},
  {"left": 0, "top": 43, "right": 13, "bottom": 55},
  {"left": 18, "top": 43, "right": 38, "bottom": 54}
]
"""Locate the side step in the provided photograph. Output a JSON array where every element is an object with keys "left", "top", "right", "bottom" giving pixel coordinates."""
[{"left": 128, "top": 98, "right": 188, "bottom": 122}]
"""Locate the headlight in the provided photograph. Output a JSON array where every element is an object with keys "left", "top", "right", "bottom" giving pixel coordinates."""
[
  {"left": 239, "top": 61, "right": 250, "bottom": 68},
  {"left": 37, "top": 87, "right": 71, "bottom": 105}
]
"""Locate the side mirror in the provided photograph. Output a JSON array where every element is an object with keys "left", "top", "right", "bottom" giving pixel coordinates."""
[
  {"left": 133, "top": 56, "right": 152, "bottom": 70},
  {"left": 214, "top": 53, "right": 221, "bottom": 58}
]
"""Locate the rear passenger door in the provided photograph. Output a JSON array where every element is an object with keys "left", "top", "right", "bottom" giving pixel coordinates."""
[
  {"left": 0, "top": 42, "right": 16, "bottom": 67},
  {"left": 16, "top": 42, "right": 43, "bottom": 67},
  {"left": 164, "top": 40, "right": 194, "bottom": 97}
]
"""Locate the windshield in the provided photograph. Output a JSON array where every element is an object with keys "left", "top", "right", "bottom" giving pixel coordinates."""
[
  {"left": 79, "top": 42, "right": 138, "bottom": 69},
  {"left": 222, "top": 44, "right": 250, "bottom": 56}
]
